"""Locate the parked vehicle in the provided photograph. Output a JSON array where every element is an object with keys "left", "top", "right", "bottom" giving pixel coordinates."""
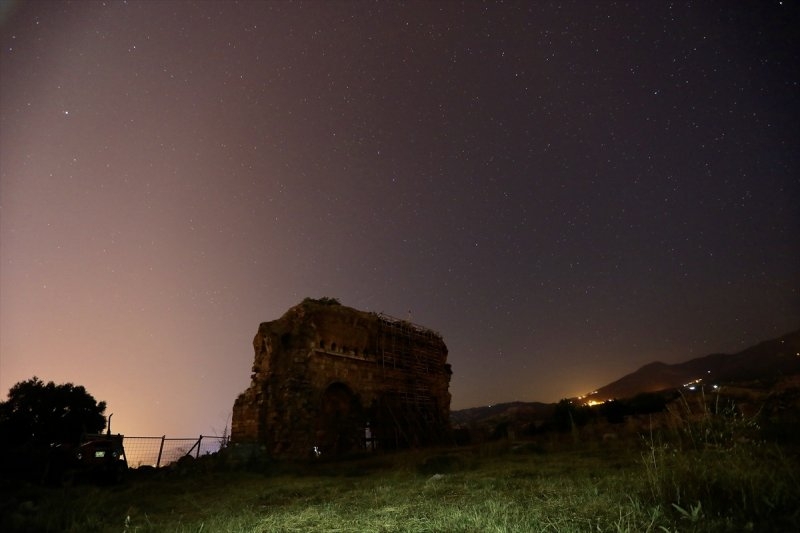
[{"left": 47, "top": 434, "right": 128, "bottom": 485}]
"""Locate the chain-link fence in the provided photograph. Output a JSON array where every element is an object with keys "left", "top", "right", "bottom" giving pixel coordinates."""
[{"left": 122, "top": 435, "right": 226, "bottom": 468}]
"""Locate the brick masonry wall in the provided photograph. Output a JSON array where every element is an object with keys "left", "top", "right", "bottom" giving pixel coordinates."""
[{"left": 232, "top": 300, "right": 452, "bottom": 458}]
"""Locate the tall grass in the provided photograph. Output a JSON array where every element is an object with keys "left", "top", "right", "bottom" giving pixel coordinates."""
[{"left": 641, "top": 389, "right": 800, "bottom": 531}]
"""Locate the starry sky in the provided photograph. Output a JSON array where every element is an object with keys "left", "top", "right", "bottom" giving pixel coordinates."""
[{"left": 1, "top": 0, "right": 798, "bottom": 438}]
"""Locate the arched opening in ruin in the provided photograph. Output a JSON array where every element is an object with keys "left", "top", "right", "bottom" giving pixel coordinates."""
[{"left": 316, "top": 382, "right": 364, "bottom": 456}]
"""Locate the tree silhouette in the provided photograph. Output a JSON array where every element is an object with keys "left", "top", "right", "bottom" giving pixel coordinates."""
[
  {"left": 0, "top": 376, "right": 106, "bottom": 449},
  {"left": 551, "top": 398, "right": 594, "bottom": 432}
]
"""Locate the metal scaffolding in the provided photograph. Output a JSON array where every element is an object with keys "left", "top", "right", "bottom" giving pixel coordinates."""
[
  {"left": 376, "top": 313, "right": 444, "bottom": 410},
  {"left": 377, "top": 313, "right": 442, "bottom": 373}
]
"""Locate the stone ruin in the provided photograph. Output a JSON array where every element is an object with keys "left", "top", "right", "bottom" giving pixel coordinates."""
[{"left": 231, "top": 298, "right": 452, "bottom": 458}]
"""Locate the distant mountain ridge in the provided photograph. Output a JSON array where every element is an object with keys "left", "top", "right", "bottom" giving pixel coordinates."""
[
  {"left": 451, "top": 329, "right": 800, "bottom": 425},
  {"left": 589, "top": 329, "right": 800, "bottom": 401}
]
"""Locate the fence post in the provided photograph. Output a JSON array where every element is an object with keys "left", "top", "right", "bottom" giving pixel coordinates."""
[
  {"left": 156, "top": 435, "right": 166, "bottom": 468},
  {"left": 185, "top": 435, "right": 202, "bottom": 458}
]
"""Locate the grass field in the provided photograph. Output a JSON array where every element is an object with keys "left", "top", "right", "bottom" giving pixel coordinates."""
[{"left": 2, "top": 396, "right": 798, "bottom": 532}]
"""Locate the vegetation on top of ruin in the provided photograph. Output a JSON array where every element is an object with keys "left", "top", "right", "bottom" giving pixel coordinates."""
[{"left": 302, "top": 296, "right": 342, "bottom": 306}]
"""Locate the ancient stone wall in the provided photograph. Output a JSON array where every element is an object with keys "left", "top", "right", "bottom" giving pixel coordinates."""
[{"left": 232, "top": 299, "right": 452, "bottom": 458}]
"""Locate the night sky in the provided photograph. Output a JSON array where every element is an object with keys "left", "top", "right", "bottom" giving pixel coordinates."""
[{"left": 1, "top": 1, "right": 798, "bottom": 438}]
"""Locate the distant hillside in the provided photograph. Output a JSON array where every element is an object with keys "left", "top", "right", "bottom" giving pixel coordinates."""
[
  {"left": 587, "top": 329, "right": 800, "bottom": 402},
  {"left": 450, "top": 401, "right": 554, "bottom": 427},
  {"left": 450, "top": 329, "right": 800, "bottom": 425}
]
